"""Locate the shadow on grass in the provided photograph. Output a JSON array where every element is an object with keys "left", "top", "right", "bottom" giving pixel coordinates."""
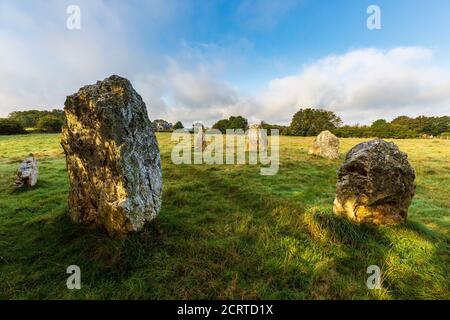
[
  {"left": 0, "top": 208, "right": 169, "bottom": 288},
  {"left": 304, "top": 211, "right": 450, "bottom": 299},
  {"left": 9, "top": 180, "right": 46, "bottom": 194},
  {"left": 3, "top": 161, "right": 448, "bottom": 299},
  {"left": 1, "top": 164, "right": 286, "bottom": 298}
]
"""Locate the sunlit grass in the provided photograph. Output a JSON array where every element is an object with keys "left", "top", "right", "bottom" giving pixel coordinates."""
[{"left": 0, "top": 133, "right": 448, "bottom": 299}]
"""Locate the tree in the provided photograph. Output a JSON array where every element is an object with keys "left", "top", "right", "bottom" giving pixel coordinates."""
[
  {"left": 211, "top": 119, "right": 229, "bottom": 133},
  {"left": 367, "top": 119, "right": 420, "bottom": 139},
  {"left": 227, "top": 116, "right": 249, "bottom": 131},
  {"left": 173, "top": 121, "right": 184, "bottom": 130},
  {"left": 9, "top": 110, "right": 43, "bottom": 128},
  {"left": 212, "top": 116, "right": 249, "bottom": 134},
  {"left": 391, "top": 116, "right": 413, "bottom": 127},
  {"left": 9, "top": 109, "right": 65, "bottom": 129},
  {"left": 260, "top": 121, "right": 289, "bottom": 135},
  {"left": 153, "top": 119, "right": 173, "bottom": 132},
  {"left": 333, "top": 125, "right": 371, "bottom": 138},
  {"left": 422, "top": 116, "right": 450, "bottom": 136},
  {"left": 390, "top": 115, "right": 449, "bottom": 137},
  {"left": 370, "top": 119, "right": 390, "bottom": 138},
  {"left": 289, "top": 108, "right": 342, "bottom": 136},
  {"left": 0, "top": 119, "right": 28, "bottom": 135},
  {"left": 37, "top": 115, "right": 64, "bottom": 133}
]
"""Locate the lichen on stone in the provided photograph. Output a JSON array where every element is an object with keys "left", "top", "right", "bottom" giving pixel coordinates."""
[
  {"left": 61, "top": 75, "right": 162, "bottom": 237},
  {"left": 308, "top": 130, "right": 340, "bottom": 160},
  {"left": 333, "top": 139, "right": 415, "bottom": 225}
]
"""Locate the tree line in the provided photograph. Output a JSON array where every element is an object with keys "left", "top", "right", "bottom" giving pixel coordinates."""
[
  {"left": 1, "top": 107, "right": 449, "bottom": 138},
  {"left": 209, "top": 109, "right": 449, "bottom": 138},
  {"left": 0, "top": 110, "right": 65, "bottom": 135},
  {"left": 333, "top": 115, "right": 450, "bottom": 138}
]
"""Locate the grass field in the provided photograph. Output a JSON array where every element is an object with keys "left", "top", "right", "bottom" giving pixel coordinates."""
[{"left": 0, "top": 133, "right": 449, "bottom": 299}]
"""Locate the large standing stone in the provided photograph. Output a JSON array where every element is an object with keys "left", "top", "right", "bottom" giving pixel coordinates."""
[
  {"left": 333, "top": 139, "right": 415, "bottom": 225},
  {"left": 15, "top": 155, "right": 38, "bottom": 188},
  {"left": 308, "top": 130, "right": 340, "bottom": 159},
  {"left": 61, "top": 75, "right": 163, "bottom": 236}
]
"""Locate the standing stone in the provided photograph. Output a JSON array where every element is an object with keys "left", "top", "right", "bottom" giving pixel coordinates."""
[
  {"left": 308, "top": 130, "right": 340, "bottom": 159},
  {"left": 246, "top": 124, "right": 268, "bottom": 152},
  {"left": 61, "top": 75, "right": 162, "bottom": 236},
  {"left": 15, "top": 155, "right": 38, "bottom": 188},
  {"left": 333, "top": 139, "right": 415, "bottom": 225},
  {"left": 194, "top": 122, "right": 207, "bottom": 152}
]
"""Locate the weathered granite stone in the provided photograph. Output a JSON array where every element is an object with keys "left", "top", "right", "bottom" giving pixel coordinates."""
[
  {"left": 308, "top": 130, "right": 340, "bottom": 159},
  {"left": 61, "top": 75, "right": 162, "bottom": 236},
  {"left": 246, "top": 124, "right": 268, "bottom": 152},
  {"left": 194, "top": 123, "right": 207, "bottom": 152},
  {"left": 333, "top": 139, "right": 415, "bottom": 225},
  {"left": 15, "top": 155, "right": 38, "bottom": 188}
]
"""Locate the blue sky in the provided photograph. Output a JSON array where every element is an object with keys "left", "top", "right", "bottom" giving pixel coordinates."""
[
  {"left": 1, "top": 0, "right": 449, "bottom": 125},
  {"left": 182, "top": 0, "right": 450, "bottom": 89}
]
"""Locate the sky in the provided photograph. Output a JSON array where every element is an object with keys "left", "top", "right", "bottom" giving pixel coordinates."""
[{"left": 1, "top": 0, "right": 450, "bottom": 126}]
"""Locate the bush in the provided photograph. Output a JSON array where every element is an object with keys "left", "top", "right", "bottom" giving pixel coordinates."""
[
  {"left": 36, "top": 115, "right": 64, "bottom": 133},
  {"left": 153, "top": 119, "right": 173, "bottom": 132},
  {"left": 0, "top": 119, "right": 28, "bottom": 135},
  {"left": 212, "top": 116, "right": 249, "bottom": 134},
  {"left": 333, "top": 125, "right": 371, "bottom": 138},
  {"left": 173, "top": 121, "right": 184, "bottom": 130},
  {"left": 290, "top": 108, "right": 342, "bottom": 136},
  {"left": 9, "top": 109, "right": 65, "bottom": 129},
  {"left": 260, "top": 121, "right": 289, "bottom": 135},
  {"left": 392, "top": 115, "right": 449, "bottom": 136}
]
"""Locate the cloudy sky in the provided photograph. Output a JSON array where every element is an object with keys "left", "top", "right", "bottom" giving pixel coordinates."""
[{"left": 1, "top": 0, "right": 450, "bottom": 126}]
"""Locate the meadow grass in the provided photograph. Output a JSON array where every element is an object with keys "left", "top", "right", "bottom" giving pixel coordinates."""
[{"left": 0, "top": 133, "right": 449, "bottom": 299}]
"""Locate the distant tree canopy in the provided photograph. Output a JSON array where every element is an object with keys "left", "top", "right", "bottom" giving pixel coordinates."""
[
  {"left": 369, "top": 119, "right": 418, "bottom": 139},
  {"left": 36, "top": 115, "right": 64, "bottom": 133},
  {"left": 2, "top": 107, "right": 449, "bottom": 138},
  {"left": 9, "top": 109, "right": 65, "bottom": 130},
  {"left": 0, "top": 119, "right": 28, "bottom": 135},
  {"left": 334, "top": 116, "right": 450, "bottom": 139},
  {"left": 290, "top": 108, "right": 342, "bottom": 136},
  {"left": 260, "top": 121, "right": 289, "bottom": 135},
  {"left": 173, "top": 121, "right": 184, "bottom": 130},
  {"left": 212, "top": 116, "right": 249, "bottom": 133},
  {"left": 391, "top": 115, "right": 450, "bottom": 136},
  {"left": 332, "top": 125, "right": 371, "bottom": 138},
  {"left": 152, "top": 119, "right": 173, "bottom": 131}
]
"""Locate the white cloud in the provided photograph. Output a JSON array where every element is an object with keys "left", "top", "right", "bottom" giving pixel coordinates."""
[
  {"left": 0, "top": 1, "right": 140, "bottom": 113},
  {"left": 134, "top": 59, "right": 256, "bottom": 126},
  {"left": 0, "top": 0, "right": 175, "bottom": 116},
  {"left": 258, "top": 47, "right": 450, "bottom": 124},
  {"left": 154, "top": 46, "right": 450, "bottom": 127},
  {"left": 0, "top": 1, "right": 448, "bottom": 127}
]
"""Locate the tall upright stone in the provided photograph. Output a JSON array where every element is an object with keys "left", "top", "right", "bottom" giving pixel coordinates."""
[
  {"left": 246, "top": 124, "right": 268, "bottom": 152},
  {"left": 333, "top": 139, "right": 415, "bottom": 225},
  {"left": 194, "top": 122, "right": 207, "bottom": 152},
  {"left": 61, "top": 75, "right": 162, "bottom": 236},
  {"left": 308, "top": 130, "right": 340, "bottom": 159}
]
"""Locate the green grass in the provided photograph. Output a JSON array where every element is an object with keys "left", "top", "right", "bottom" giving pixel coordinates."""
[{"left": 0, "top": 133, "right": 449, "bottom": 299}]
